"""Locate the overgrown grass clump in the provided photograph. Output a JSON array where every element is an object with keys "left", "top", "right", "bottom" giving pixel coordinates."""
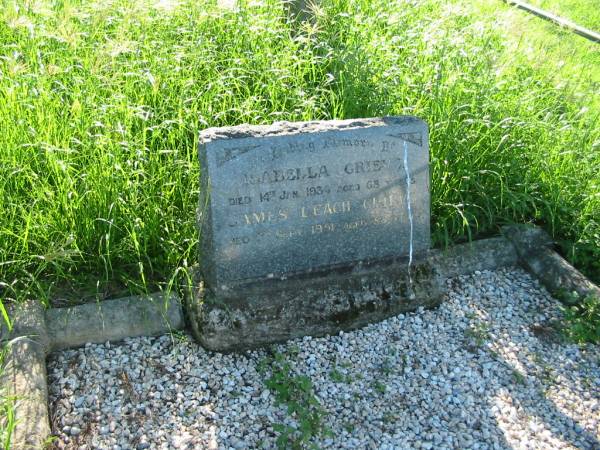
[{"left": 0, "top": 0, "right": 598, "bottom": 305}]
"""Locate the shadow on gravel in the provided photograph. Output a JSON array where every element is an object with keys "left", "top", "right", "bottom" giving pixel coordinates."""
[
  {"left": 46, "top": 269, "right": 599, "bottom": 450},
  {"left": 453, "top": 274, "right": 600, "bottom": 450},
  {"left": 491, "top": 340, "right": 600, "bottom": 449}
]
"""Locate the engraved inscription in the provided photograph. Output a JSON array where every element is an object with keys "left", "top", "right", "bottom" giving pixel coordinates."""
[
  {"left": 243, "top": 165, "right": 329, "bottom": 185},
  {"left": 202, "top": 119, "right": 430, "bottom": 283},
  {"left": 387, "top": 132, "right": 423, "bottom": 147},
  {"left": 217, "top": 145, "right": 260, "bottom": 167}
]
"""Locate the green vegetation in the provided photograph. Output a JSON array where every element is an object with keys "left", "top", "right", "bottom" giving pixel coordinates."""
[
  {"left": 476, "top": 0, "right": 600, "bottom": 104},
  {"left": 465, "top": 322, "right": 491, "bottom": 349},
  {"left": 527, "top": 0, "right": 600, "bottom": 31},
  {"left": 329, "top": 368, "right": 345, "bottom": 383},
  {"left": 561, "top": 295, "right": 600, "bottom": 343},
  {"left": 261, "top": 352, "right": 330, "bottom": 449},
  {"left": 512, "top": 369, "right": 527, "bottom": 385},
  {"left": 0, "top": 0, "right": 598, "bottom": 309},
  {"left": 372, "top": 380, "right": 386, "bottom": 394},
  {"left": 553, "top": 289, "right": 600, "bottom": 343}
]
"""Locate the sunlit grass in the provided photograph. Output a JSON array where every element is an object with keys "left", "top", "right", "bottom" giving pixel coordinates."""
[
  {"left": 0, "top": 0, "right": 598, "bottom": 311},
  {"left": 527, "top": 0, "right": 600, "bottom": 31}
]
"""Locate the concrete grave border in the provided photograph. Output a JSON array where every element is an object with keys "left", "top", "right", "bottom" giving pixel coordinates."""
[
  {"left": 1, "top": 225, "right": 598, "bottom": 449},
  {"left": 1, "top": 293, "right": 183, "bottom": 450}
]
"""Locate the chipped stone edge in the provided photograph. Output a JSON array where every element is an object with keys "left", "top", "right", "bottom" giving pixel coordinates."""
[
  {"left": 1, "top": 293, "right": 184, "bottom": 450},
  {"left": 199, "top": 116, "right": 426, "bottom": 142}
]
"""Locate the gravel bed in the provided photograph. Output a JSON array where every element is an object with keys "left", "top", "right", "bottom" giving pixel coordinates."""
[{"left": 48, "top": 268, "right": 600, "bottom": 450}]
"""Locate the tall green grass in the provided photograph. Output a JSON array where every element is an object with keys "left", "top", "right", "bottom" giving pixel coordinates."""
[{"left": 0, "top": 0, "right": 598, "bottom": 310}]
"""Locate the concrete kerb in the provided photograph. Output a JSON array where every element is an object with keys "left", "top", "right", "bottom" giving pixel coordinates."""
[
  {"left": 1, "top": 301, "right": 51, "bottom": 450},
  {"left": 1, "top": 227, "right": 599, "bottom": 449},
  {"left": 502, "top": 224, "right": 600, "bottom": 300},
  {"left": 46, "top": 292, "right": 184, "bottom": 352},
  {"left": 1, "top": 293, "right": 184, "bottom": 450}
]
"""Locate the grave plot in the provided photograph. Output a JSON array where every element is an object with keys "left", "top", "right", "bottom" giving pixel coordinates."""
[
  {"left": 46, "top": 268, "right": 599, "bottom": 450},
  {"left": 2, "top": 118, "right": 599, "bottom": 449}
]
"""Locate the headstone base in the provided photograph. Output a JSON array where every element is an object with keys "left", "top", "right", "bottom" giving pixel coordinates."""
[{"left": 187, "top": 254, "right": 443, "bottom": 352}]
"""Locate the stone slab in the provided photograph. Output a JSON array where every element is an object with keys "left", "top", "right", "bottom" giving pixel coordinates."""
[
  {"left": 189, "top": 256, "right": 442, "bottom": 351},
  {"left": 46, "top": 293, "right": 183, "bottom": 351},
  {"left": 198, "top": 117, "right": 430, "bottom": 291}
]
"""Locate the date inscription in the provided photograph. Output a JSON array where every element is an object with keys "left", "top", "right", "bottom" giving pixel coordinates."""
[{"left": 202, "top": 120, "right": 430, "bottom": 282}]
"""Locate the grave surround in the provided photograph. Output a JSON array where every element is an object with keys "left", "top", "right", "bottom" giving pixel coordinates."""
[
  {"left": 190, "top": 117, "right": 440, "bottom": 351},
  {"left": 6, "top": 224, "right": 595, "bottom": 448}
]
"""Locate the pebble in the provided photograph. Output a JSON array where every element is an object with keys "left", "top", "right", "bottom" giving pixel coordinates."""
[{"left": 47, "top": 268, "right": 599, "bottom": 449}]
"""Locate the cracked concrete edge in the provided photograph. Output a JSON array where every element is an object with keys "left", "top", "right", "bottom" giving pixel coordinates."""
[
  {"left": 502, "top": 224, "right": 600, "bottom": 300},
  {"left": 45, "top": 292, "right": 185, "bottom": 352},
  {"left": 1, "top": 301, "right": 51, "bottom": 450}
]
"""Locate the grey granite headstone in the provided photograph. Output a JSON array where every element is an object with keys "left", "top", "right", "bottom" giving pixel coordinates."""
[{"left": 187, "top": 117, "right": 442, "bottom": 351}]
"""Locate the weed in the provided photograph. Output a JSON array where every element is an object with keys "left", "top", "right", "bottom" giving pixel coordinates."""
[
  {"left": 560, "top": 295, "right": 600, "bottom": 344},
  {"left": 264, "top": 352, "right": 330, "bottom": 449},
  {"left": 379, "top": 358, "right": 394, "bottom": 376},
  {"left": 465, "top": 323, "right": 490, "bottom": 347},
  {"left": 382, "top": 412, "right": 399, "bottom": 423},
  {"left": 169, "top": 330, "right": 189, "bottom": 343},
  {"left": 512, "top": 370, "right": 527, "bottom": 385},
  {"left": 373, "top": 381, "right": 386, "bottom": 394},
  {"left": 329, "top": 369, "right": 345, "bottom": 383},
  {"left": 43, "top": 435, "right": 58, "bottom": 449},
  {"left": 532, "top": 352, "right": 545, "bottom": 365},
  {"left": 540, "top": 366, "right": 557, "bottom": 385}
]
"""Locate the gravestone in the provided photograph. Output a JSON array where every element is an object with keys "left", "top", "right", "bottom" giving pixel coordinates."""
[{"left": 187, "top": 117, "right": 442, "bottom": 351}]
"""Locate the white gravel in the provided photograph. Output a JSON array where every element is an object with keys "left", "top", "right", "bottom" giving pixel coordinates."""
[{"left": 48, "top": 267, "right": 600, "bottom": 449}]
